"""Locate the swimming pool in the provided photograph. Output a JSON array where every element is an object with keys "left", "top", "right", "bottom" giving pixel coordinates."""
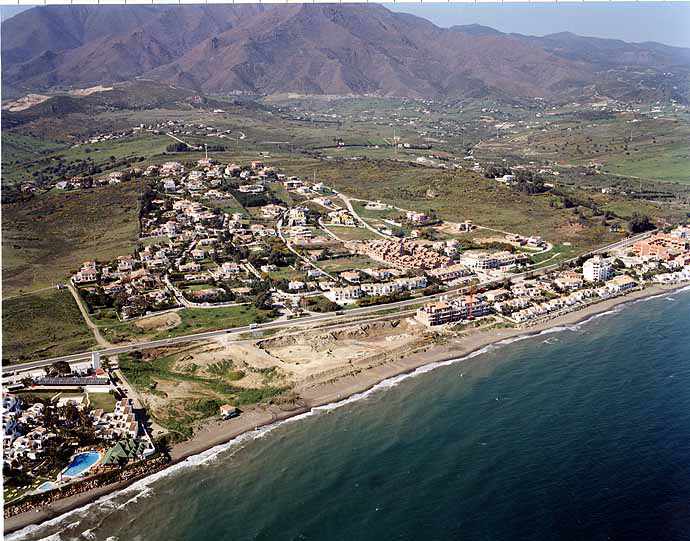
[
  {"left": 62, "top": 451, "right": 100, "bottom": 478},
  {"left": 37, "top": 481, "right": 57, "bottom": 491}
]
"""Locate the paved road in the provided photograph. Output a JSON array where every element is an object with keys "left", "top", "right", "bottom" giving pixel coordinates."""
[
  {"left": 3, "top": 296, "right": 433, "bottom": 375},
  {"left": 5, "top": 229, "right": 653, "bottom": 376}
]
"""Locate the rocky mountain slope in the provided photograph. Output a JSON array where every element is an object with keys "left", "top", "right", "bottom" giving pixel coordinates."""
[{"left": 3, "top": 4, "right": 689, "bottom": 102}]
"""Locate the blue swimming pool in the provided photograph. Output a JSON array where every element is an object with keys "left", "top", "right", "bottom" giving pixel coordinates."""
[
  {"left": 62, "top": 451, "right": 100, "bottom": 477},
  {"left": 37, "top": 481, "right": 57, "bottom": 491}
]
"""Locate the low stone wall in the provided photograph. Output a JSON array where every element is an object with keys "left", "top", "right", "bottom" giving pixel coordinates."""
[{"left": 4, "top": 455, "right": 169, "bottom": 519}]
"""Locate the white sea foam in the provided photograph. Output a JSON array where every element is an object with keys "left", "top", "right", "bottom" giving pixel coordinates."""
[{"left": 9, "top": 285, "right": 690, "bottom": 541}]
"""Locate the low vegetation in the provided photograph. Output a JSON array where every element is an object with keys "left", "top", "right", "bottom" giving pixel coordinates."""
[
  {"left": 120, "top": 351, "right": 289, "bottom": 441},
  {"left": 2, "top": 182, "right": 142, "bottom": 296},
  {"left": 2, "top": 289, "right": 96, "bottom": 364}
]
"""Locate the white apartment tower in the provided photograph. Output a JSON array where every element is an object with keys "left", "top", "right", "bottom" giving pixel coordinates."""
[{"left": 583, "top": 256, "right": 612, "bottom": 282}]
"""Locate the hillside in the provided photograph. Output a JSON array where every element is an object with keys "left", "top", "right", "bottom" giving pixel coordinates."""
[
  {"left": 2, "top": 182, "right": 142, "bottom": 296},
  {"left": 2, "top": 4, "right": 689, "bottom": 102}
]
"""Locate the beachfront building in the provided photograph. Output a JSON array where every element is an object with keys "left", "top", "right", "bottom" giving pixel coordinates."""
[
  {"left": 220, "top": 405, "right": 239, "bottom": 418},
  {"left": 101, "top": 439, "right": 155, "bottom": 466},
  {"left": 415, "top": 296, "right": 490, "bottom": 327},
  {"left": 605, "top": 275, "right": 637, "bottom": 294},
  {"left": 583, "top": 256, "right": 612, "bottom": 282}
]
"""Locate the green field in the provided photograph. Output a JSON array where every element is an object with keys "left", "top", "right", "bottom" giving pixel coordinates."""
[
  {"left": 315, "top": 160, "right": 625, "bottom": 254},
  {"left": 318, "top": 254, "right": 383, "bottom": 273},
  {"left": 102, "top": 305, "right": 275, "bottom": 344},
  {"left": 2, "top": 289, "right": 96, "bottom": 364},
  {"left": 87, "top": 392, "right": 117, "bottom": 412},
  {"left": 604, "top": 143, "right": 690, "bottom": 184},
  {"left": 120, "top": 349, "right": 288, "bottom": 440},
  {"left": 204, "top": 194, "right": 248, "bottom": 216},
  {"left": 323, "top": 226, "right": 380, "bottom": 241},
  {"left": 267, "top": 267, "right": 306, "bottom": 282},
  {"left": 1, "top": 133, "right": 67, "bottom": 167}
]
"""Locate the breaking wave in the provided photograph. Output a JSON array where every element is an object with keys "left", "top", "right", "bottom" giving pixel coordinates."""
[{"left": 9, "top": 284, "right": 690, "bottom": 540}]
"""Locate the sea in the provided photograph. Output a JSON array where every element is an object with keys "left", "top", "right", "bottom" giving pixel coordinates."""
[{"left": 10, "top": 286, "right": 690, "bottom": 541}]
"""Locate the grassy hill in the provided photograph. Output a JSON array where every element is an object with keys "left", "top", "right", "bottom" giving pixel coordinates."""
[{"left": 2, "top": 181, "right": 142, "bottom": 296}]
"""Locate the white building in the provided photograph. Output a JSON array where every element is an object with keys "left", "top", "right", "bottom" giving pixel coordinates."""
[{"left": 583, "top": 256, "right": 612, "bottom": 282}]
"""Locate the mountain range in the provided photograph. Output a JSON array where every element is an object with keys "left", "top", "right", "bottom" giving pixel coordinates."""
[{"left": 2, "top": 4, "right": 689, "bottom": 102}]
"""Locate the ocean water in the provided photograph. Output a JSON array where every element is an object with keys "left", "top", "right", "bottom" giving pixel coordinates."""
[{"left": 11, "top": 287, "right": 690, "bottom": 541}]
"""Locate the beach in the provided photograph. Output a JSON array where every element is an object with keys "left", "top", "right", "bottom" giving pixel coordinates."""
[{"left": 4, "top": 282, "right": 686, "bottom": 536}]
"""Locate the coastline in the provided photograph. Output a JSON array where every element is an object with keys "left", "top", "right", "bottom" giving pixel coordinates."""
[{"left": 5, "top": 281, "right": 688, "bottom": 536}]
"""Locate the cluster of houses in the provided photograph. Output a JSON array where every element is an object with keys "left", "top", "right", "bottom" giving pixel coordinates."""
[
  {"left": 632, "top": 230, "right": 690, "bottom": 268},
  {"left": 66, "top": 149, "right": 690, "bottom": 326},
  {"left": 414, "top": 265, "right": 637, "bottom": 328},
  {"left": 414, "top": 226, "right": 690, "bottom": 328},
  {"left": 90, "top": 398, "right": 153, "bottom": 450},
  {"left": 342, "top": 238, "right": 529, "bottom": 287},
  {"left": 459, "top": 250, "right": 530, "bottom": 272},
  {"left": 72, "top": 158, "right": 299, "bottom": 316},
  {"left": 3, "top": 352, "right": 157, "bottom": 488},
  {"left": 415, "top": 295, "right": 491, "bottom": 326},
  {"left": 324, "top": 274, "right": 428, "bottom": 305},
  {"left": 2, "top": 393, "right": 56, "bottom": 462},
  {"left": 506, "top": 274, "right": 637, "bottom": 324},
  {"left": 73, "top": 254, "right": 176, "bottom": 319},
  {"left": 55, "top": 171, "right": 132, "bottom": 191}
]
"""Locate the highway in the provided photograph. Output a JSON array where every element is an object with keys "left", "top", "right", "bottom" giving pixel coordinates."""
[
  {"left": 3, "top": 293, "right": 440, "bottom": 375},
  {"left": 4, "top": 229, "right": 653, "bottom": 376}
]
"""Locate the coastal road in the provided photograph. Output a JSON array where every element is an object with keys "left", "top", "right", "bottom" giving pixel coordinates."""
[
  {"left": 4, "top": 230, "right": 654, "bottom": 376},
  {"left": 3, "top": 294, "right": 435, "bottom": 376}
]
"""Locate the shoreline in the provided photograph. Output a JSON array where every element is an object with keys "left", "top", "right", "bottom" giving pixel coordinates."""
[{"left": 5, "top": 281, "right": 688, "bottom": 536}]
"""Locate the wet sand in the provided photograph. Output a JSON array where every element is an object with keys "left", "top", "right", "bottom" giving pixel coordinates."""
[{"left": 5, "top": 282, "right": 686, "bottom": 536}]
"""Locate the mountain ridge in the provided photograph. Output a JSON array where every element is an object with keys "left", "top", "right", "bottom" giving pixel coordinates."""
[{"left": 2, "top": 4, "right": 689, "bottom": 102}]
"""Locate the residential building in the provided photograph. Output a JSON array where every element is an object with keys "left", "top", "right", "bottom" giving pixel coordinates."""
[
  {"left": 583, "top": 256, "right": 612, "bottom": 282},
  {"left": 427, "top": 263, "right": 472, "bottom": 282},
  {"left": 415, "top": 296, "right": 490, "bottom": 327},
  {"left": 325, "top": 285, "right": 363, "bottom": 304}
]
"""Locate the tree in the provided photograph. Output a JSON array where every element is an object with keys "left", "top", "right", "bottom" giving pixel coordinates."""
[
  {"left": 254, "top": 291, "right": 273, "bottom": 311},
  {"left": 166, "top": 142, "right": 189, "bottom": 152},
  {"left": 62, "top": 403, "right": 81, "bottom": 427},
  {"left": 50, "top": 360, "right": 71, "bottom": 376},
  {"left": 628, "top": 212, "right": 652, "bottom": 234}
]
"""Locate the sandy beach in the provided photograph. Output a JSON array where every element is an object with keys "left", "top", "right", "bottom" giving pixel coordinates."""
[{"left": 5, "top": 282, "right": 687, "bottom": 536}]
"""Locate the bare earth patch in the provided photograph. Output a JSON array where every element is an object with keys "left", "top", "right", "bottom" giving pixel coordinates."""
[
  {"left": 134, "top": 312, "right": 181, "bottom": 331},
  {"left": 69, "top": 85, "right": 113, "bottom": 96},
  {"left": 2, "top": 94, "right": 50, "bottom": 111}
]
